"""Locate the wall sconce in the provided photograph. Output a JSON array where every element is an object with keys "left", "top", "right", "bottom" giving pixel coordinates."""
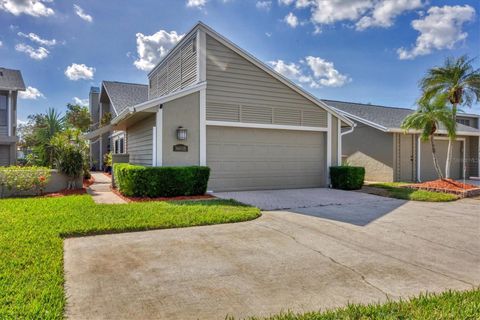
[{"left": 176, "top": 126, "right": 188, "bottom": 140}]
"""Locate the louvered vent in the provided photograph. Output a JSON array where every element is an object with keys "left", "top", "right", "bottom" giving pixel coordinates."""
[
  {"left": 302, "top": 111, "right": 327, "bottom": 127},
  {"left": 274, "top": 108, "right": 302, "bottom": 126},
  {"left": 206, "top": 104, "right": 240, "bottom": 122},
  {"left": 241, "top": 105, "right": 273, "bottom": 124}
]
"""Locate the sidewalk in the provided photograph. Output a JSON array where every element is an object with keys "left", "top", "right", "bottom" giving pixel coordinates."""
[{"left": 87, "top": 172, "right": 127, "bottom": 204}]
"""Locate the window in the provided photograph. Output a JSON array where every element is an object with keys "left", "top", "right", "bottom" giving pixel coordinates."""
[
  {"left": 114, "top": 139, "right": 119, "bottom": 154},
  {"left": 0, "top": 94, "right": 7, "bottom": 126},
  {"left": 119, "top": 137, "right": 124, "bottom": 154},
  {"left": 457, "top": 118, "right": 471, "bottom": 127}
]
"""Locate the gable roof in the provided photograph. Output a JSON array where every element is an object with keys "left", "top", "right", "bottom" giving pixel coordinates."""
[
  {"left": 324, "top": 99, "right": 479, "bottom": 135},
  {"left": 102, "top": 81, "right": 148, "bottom": 116},
  {"left": 147, "top": 21, "right": 354, "bottom": 127},
  {"left": 0, "top": 67, "right": 26, "bottom": 91}
]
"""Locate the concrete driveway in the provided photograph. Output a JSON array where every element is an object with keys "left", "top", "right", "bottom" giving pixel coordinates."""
[{"left": 64, "top": 189, "right": 480, "bottom": 320}]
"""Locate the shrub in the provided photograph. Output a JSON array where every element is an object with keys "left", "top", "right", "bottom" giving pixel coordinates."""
[
  {"left": 114, "top": 164, "right": 210, "bottom": 197},
  {"left": 0, "top": 166, "right": 51, "bottom": 197},
  {"left": 56, "top": 146, "right": 84, "bottom": 189},
  {"left": 330, "top": 166, "right": 365, "bottom": 190}
]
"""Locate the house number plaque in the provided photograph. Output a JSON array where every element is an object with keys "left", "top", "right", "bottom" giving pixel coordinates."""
[{"left": 173, "top": 144, "right": 188, "bottom": 152}]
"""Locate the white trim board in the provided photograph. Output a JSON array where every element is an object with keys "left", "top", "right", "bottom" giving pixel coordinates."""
[
  {"left": 199, "top": 89, "right": 207, "bottom": 166},
  {"left": 326, "top": 113, "right": 332, "bottom": 185},
  {"left": 205, "top": 120, "right": 328, "bottom": 132}
]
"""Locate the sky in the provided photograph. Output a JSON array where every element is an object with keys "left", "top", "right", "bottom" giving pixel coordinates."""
[{"left": 1, "top": 0, "right": 479, "bottom": 123}]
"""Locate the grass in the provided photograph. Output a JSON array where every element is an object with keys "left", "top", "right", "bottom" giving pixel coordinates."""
[
  {"left": 238, "top": 289, "right": 480, "bottom": 320},
  {"left": 0, "top": 195, "right": 260, "bottom": 319},
  {"left": 366, "top": 182, "right": 458, "bottom": 202}
]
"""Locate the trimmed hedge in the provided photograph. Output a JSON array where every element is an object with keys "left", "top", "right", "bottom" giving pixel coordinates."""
[
  {"left": 330, "top": 166, "right": 365, "bottom": 190},
  {"left": 114, "top": 163, "right": 210, "bottom": 197}
]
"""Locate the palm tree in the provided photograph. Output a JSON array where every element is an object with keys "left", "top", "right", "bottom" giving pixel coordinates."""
[
  {"left": 401, "top": 98, "right": 455, "bottom": 180},
  {"left": 419, "top": 55, "right": 480, "bottom": 178},
  {"left": 37, "top": 108, "right": 65, "bottom": 167}
]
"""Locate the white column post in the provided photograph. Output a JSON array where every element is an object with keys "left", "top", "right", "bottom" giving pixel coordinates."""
[
  {"left": 199, "top": 89, "right": 206, "bottom": 166},
  {"left": 337, "top": 119, "right": 342, "bottom": 166},
  {"left": 152, "top": 126, "right": 157, "bottom": 166},
  {"left": 417, "top": 135, "right": 421, "bottom": 182},
  {"left": 7, "top": 90, "right": 12, "bottom": 136},
  {"left": 155, "top": 106, "right": 163, "bottom": 166},
  {"left": 327, "top": 113, "right": 332, "bottom": 185}
]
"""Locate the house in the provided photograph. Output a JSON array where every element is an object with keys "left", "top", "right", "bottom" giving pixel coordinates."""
[
  {"left": 0, "top": 67, "right": 25, "bottom": 166},
  {"left": 324, "top": 100, "right": 480, "bottom": 182},
  {"left": 85, "top": 81, "right": 148, "bottom": 170},
  {"left": 91, "top": 22, "right": 354, "bottom": 191}
]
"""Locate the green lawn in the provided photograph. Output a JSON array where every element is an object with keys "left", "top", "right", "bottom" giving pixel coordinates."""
[
  {"left": 0, "top": 195, "right": 260, "bottom": 319},
  {"left": 240, "top": 289, "right": 480, "bottom": 320},
  {"left": 366, "top": 182, "right": 458, "bottom": 202}
]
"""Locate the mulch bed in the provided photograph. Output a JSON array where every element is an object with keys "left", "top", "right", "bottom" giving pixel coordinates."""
[
  {"left": 43, "top": 188, "right": 87, "bottom": 197},
  {"left": 83, "top": 176, "right": 95, "bottom": 188},
  {"left": 111, "top": 187, "right": 216, "bottom": 203},
  {"left": 406, "top": 179, "right": 480, "bottom": 198}
]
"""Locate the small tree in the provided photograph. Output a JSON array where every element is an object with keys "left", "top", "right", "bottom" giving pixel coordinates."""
[
  {"left": 401, "top": 97, "right": 455, "bottom": 180},
  {"left": 65, "top": 103, "right": 91, "bottom": 132},
  {"left": 419, "top": 55, "right": 480, "bottom": 178}
]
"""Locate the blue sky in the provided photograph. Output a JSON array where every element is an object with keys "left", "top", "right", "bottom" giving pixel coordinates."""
[{"left": 1, "top": 0, "right": 479, "bottom": 123}]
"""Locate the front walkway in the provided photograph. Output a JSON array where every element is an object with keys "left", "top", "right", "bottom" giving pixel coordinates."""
[{"left": 87, "top": 172, "right": 126, "bottom": 204}]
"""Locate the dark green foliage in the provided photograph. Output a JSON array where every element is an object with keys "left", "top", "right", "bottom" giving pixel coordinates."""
[
  {"left": 114, "top": 164, "right": 211, "bottom": 197},
  {"left": 330, "top": 166, "right": 365, "bottom": 190}
]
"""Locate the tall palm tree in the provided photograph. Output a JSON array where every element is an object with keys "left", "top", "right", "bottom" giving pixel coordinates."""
[
  {"left": 38, "top": 108, "right": 64, "bottom": 167},
  {"left": 419, "top": 55, "right": 480, "bottom": 178},
  {"left": 401, "top": 97, "right": 455, "bottom": 180}
]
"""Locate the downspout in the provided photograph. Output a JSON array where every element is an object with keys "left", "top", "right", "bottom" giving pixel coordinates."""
[{"left": 338, "top": 123, "right": 355, "bottom": 166}]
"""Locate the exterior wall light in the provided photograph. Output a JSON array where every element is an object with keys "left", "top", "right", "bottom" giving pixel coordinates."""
[{"left": 176, "top": 126, "right": 188, "bottom": 140}]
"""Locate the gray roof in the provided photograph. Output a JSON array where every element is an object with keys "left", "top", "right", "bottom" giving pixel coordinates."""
[
  {"left": 323, "top": 99, "right": 479, "bottom": 134},
  {"left": 102, "top": 81, "right": 148, "bottom": 115},
  {"left": 0, "top": 67, "right": 26, "bottom": 91}
]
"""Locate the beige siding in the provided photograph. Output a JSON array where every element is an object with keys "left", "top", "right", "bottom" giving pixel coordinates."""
[
  {"left": 148, "top": 36, "right": 197, "bottom": 99},
  {"left": 343, "top": 124, "right": 394, "bottom": 182},
  {"left": 127, "top": 115, "right": 155, "bottom": 166},
  {"left": 162, "top": 92, "right": 200, "bottom": 166},
  {"left": 207, "top": 126, "right": 326, "bottom": 191},
  {"left": 331, "top": 116, "right": 339, "bottom": 166},
  {"left": 205, "top": 35, "right": 327, "bottom": 128},
  {"left": 0, "top": 145, "right": 10, "bottom": 166},
  {"left": 420, "top": 139, "right": 462, "bottom": 181}
]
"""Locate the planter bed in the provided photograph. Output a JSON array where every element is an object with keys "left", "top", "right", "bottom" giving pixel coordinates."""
[
  {"left": 111, "top": 187, "right": 216, "bottom": 203},
  {"left": 406, "top": 179, "right": 480, "bottom": 198}
]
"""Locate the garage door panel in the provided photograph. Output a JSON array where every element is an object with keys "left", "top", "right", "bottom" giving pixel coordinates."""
[
  {"left": 207, "top": 127, "right": 325, "bottom": 191},
  {"left": 420, "top": 140, "right": 462, "bottom": 181}
]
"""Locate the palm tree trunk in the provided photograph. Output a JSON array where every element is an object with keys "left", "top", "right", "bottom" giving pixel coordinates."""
[
  {"left": 445, "top": 104, "right": 457, "bottom": 179},
  {"left": 430, "top": 135, "right": 444, "bottom": 179}
]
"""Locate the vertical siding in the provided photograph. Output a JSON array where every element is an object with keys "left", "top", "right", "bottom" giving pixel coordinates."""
[
  {"left": 467, "top": 136, "right": 478, "bottom": 177},
  {"left": 205, "top": 35, "right": 327, "bottom": 128},
  {"left": 127, "top": 115, "right": 155, "bottom": 166},
  {"left": 0, "top": 145, "right": 10, "bottom": 166},
  {"left": 148, "top": 36, "right": 198, "bottom": 99}
]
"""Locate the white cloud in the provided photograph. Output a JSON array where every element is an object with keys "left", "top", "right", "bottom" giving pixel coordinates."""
[
  {"left": 73, "top": 97, "right": 88, "bottom": 106},
  {"left": 270, "top": 56, "right": 350, "bottom": 88},
  {"left": 64, "top": 63, "right": 95, "bottom": 80},
  {"left": 305, "top": 56, "right": 350, "bottom": 87},
  {"left": 280, "top": 0, "right": 423, "bottom": 31},
  {"left": 17, "top": 32, "right": 56, "bottom": 46},
  {"left": 0, "top": 41, "right": 2, "bottom": 47},
  {"left": 356, "top": 0, "right": 423, "bottom": 30},
  {"left": 397, "top": 5, "right": 476, "bottom": 60},
  {"left": 134, "top": 29, "right": 184, "bottom": 71},
  {"left": 256, "top": 1, "right": 272, "bottom": 11},
  {"left": 15, "top": 43, "right": 49, "bottom": 60},
  {"left": 73, "top": 4, "right": 92, "bottom": 22},
  {"left": 0, "top": 0, "right": 54, "bottom": 17},
  {"left": 284, "top": 12, "right": 299, "bottom": 27},
  {"left": 186, "top": 0, "right": 207, "bottom": 8},
  {"left": 19, "top": 86, "right": 45, "bottom": 99}
]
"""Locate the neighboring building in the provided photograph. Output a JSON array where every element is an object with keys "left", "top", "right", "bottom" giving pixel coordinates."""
[
  {"left": 85, "top": 81, "right": 148, "bottom": 170},
  {"left": 95, "top": 22, "right": 354, "bottom": 191},
  {"left": 325, "top": 100, "right": 480, "bottom": 182},
  {"left": 0, "top": 67, "right": 26, "bottom": 166}
]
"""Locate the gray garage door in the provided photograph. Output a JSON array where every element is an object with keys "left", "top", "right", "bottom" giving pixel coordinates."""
[
  {"left": 206, "top": 126, "right": 326, "bottom": 191},
  {"left": 0, "top": 145, "right": 10, "bottom": 166},
  {"left": 420, "top": 139, "right": 462, "bottom": 181}
]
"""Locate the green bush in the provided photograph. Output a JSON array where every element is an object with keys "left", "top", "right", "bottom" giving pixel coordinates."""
[
  {"left": 330, "top": 166, "right": 365, "bottom": 190},
  {"left": 114, "top": 164, "right": 210, "bottom": 197},
  {"left": 0, "top": 166, "right": 51, "bottom": 197}
]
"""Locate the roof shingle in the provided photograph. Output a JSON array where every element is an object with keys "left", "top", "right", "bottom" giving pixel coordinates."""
[
  {"left": 0, "top": 67, "right": 26, "bottom": 91},
  {"left": 102, "top": 81, "right": 148, "bottom": 115}
]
